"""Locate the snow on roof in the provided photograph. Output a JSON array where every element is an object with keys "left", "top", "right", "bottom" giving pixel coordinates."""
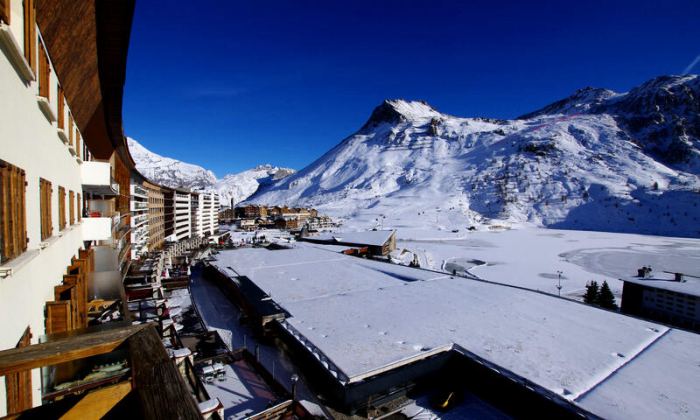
[
  {"left": 576, "top": 328, "right": 700, "bottom": 419},
  {"left": 622, "top": 274, "right": 700, "bottom": 297},
  {"left": 311, "top": 230, "right": 395, "bottom": 247},
  {"left": 210, "top": 247, "right": 700, "bottom": 419}
]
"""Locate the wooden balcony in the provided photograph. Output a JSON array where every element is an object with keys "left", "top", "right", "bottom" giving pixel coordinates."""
[{"left": 0, "top": 324, "right": 202, "bottom": 419}]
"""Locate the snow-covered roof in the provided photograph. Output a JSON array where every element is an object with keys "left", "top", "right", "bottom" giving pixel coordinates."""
[
  {"left": 622, "top": 274, "right": 700, "bottom": 297},
  {"left": 210, "top": 247, "right": 700, "bottom": 419},
  {"left": 311, "top": 230, "right": 395, "bottom": 247}
]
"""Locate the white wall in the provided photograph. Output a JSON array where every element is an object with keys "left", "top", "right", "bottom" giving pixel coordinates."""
[{"left": 1, "top": 9, "right": 87, "bottom": 414}]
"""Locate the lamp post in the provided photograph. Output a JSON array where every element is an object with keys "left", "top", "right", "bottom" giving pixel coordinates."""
[
  {"left": 291, "top": 374, "right": 299, "bottom": 400},
  {"left": 556, "top": 270, "right": 563, "bottom": 296}
]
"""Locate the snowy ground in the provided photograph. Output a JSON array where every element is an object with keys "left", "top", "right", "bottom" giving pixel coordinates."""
[
  {"left": 207, "top": 246, "right": 700, "bottom": 420},
  {"left": 384, "top": 228, "right": 700, "bottom": 302}
]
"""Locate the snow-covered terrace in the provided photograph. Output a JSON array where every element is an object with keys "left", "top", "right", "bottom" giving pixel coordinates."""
[{"left": 210, "top": 247, "right": 700, "bottom": 419}]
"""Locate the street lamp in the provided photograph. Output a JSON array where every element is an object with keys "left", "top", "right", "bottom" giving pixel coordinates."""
[
  {"left": 291, "top": 374, "right": 299, "bottom": 400},
  {"left": 556, "top": 271, "right": 563, "bottom": 296}
]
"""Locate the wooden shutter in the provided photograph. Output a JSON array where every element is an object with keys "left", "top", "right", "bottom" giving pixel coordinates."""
[
  {"left": 0, "top": 0, "right": 10, "bottom": 25},
  {"left": 77, "top": 193, "right": 81, "bottom": 222},
  {"left": 5, "top": 327, "right": 32, "bottom": 414},
  {"left": 23, "top": 0, "right": 36, "bottom": 75},
  {"left": 57, "top": 87, "right": 64, "bottom": 129},
  {"left": 69, "top": 190, "right": 74, "bottom": 225},
  {"left": 68, "top": 115, "right": 74, "bottom": 147},
  {"left": 0, "top": 160, "right": 27, "bottom": 263},
  {"left": 38, "top": 42, "right": 50, "bottom": 99},
  {"left": 40, "top": 179, "right": 52, "bottom": 240},
  {"left": 58, "top": 186, "right": 65, "bottom": 230},
  {"left": 76, "top": 132, "right": 81, "bottom": 156},
  {"left": 45, "top": 301, "right": 71, "bottom": 334}
]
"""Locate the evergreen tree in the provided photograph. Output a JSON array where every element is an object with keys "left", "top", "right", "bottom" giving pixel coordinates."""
[
  {"left": 597, "top": 281, "right": 618, "bottom": 310},
  {"left": 583, "top": 281, "right": 599, "bottom": 304}
]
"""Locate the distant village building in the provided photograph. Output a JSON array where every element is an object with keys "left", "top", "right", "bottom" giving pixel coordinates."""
[
  {"left": 301, "top": 230, "right": 396, "bottom": 256},
  {"left": 239, "top": 218, "right": 257, "bottom": 231},
  {"left": 306, "top": 216, "right": 334, "bottom": 230},
  {"left": 275, "top": 218, "right": 299, "bottom": 230},
  {"left": 621, "top": 268, "right": 700, "bottom": 331}
]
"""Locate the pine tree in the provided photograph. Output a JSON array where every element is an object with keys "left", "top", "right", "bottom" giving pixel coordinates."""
[
  {"left": 597, "top": 281, "right": 618, "bottom": 310},
  {"left": 583, "top": 281, "right": 599, "bottom": 304}
]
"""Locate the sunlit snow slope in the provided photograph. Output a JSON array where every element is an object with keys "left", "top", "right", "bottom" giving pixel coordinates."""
[{"left": 249, "top": 75, "right": 700, "bottom": 237}]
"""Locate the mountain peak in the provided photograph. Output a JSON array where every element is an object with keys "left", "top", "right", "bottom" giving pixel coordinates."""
[
  {"left": 362, "top": 99, "right": 441, "bottom": 129},
  {"left": 518, "top": 87, "right": 618, "bottom": 120}
]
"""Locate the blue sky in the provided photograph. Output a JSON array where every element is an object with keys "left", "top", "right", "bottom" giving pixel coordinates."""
[{"left": 123, "top": 0, "right": 700, "bottom": 177}]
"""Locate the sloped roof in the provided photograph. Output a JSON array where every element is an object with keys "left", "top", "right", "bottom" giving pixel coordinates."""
[{"left": 315, "top": 230, "right": 396, "bottom": 247}]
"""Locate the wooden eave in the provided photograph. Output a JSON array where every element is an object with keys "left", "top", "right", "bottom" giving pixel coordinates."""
[{"left": 35, "top": 0, "right": 136, "bottom": 169}]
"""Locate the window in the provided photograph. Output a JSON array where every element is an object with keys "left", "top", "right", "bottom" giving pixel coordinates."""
[
  {"left": 69, "top": 190, "right": 74, "bottom": 225},
  {"left": 77, "top": 193, "right": 81, "bottom": 222},
  {"left": 57, "top": 86, "right": 64, "bottom": 130},
  {"left": 40, "top": 178, "right": 52, "bottom": 240},
  {"left": 38, "top": 41, "right": 50, "bottom": 100},
  {"left": 0, "top": 0, "right": 10, "bottom": 25},
  {"left": 5, "top": 327, "right": 32, "bottom": 414},
  {"left": 58, "top": 186, "right": 65, "bottom": 230},
  {"left": 23, "top": 0, "right": 36, "bottom": 75},
  {"left": 0, "top": 160, "right": 27, "bottom": 263}
]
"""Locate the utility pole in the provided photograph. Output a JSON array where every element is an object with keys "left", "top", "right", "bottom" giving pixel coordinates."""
[{"left": 556, "top": 271, "right": 563, "bottom": 296}]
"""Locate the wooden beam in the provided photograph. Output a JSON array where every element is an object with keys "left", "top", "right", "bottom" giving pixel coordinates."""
[
  {"left": 58, "top": 381, "right": 131, "bottom": 420},
  {"left": 0, "top": 324, "right": 146, "bottom": 377},
  {"left": 129, "top": 326, "right": 201, "bottom": 420}
]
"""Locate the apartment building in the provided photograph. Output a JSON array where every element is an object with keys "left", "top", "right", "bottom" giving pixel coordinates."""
[
  {"left": 130, "top": 175, "right": 148, "bottom": 259},
  {"left": 174, "top": 188, "right": 192, "bottom": 241},
  {"left": 0, "top": 0, "right": 136, "bottom": 414},
  {"left": 198, "top": 192, "right": 219, "bottom": 237},
  {"left": 144, "top": 179, "right": 165, "bottom": 251}
]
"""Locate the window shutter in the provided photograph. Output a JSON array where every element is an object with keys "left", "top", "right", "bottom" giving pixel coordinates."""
[
  {"left": 0, "top": 0, "right": 10, "bottom": 25},
  {"left": 5, "top": 327, "right": 32, "bottom": 414},
  {"left": 23, "top": 0, "right": 36, "bottom": 75},
  {"left": 38, "top": 43, "right": 50, "bottom": 99},
  {"left": 68, "top": 115, "right": 73, "bottom": 147},
  {"left": 57, "top": 87, "right": 65, "bottom": 129},
  {"left": 69, "top": 190, "right": 74, "bottom": 225}
]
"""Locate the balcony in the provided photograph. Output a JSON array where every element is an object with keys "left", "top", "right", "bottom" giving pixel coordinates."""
[
  {"left": 131, "top": 201, "right": 148, "bottom": 212},
  {"left": 132, "top": 185, "right": 147, "bottom": 198},
  {"left": 81, "top": 161, "right": 119, "bottom": 196}
]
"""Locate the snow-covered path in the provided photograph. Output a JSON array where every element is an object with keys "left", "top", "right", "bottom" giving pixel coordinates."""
[{"left": 189, "top": 268, "right": 330, "bottom": 418}]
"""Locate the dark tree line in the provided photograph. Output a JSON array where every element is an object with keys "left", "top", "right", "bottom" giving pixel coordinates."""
[{"left": 583, "top": 280, "right": 618, "bottom": 310}]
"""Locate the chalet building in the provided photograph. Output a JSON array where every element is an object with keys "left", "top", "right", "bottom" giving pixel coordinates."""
[
  {"left": 218, "top": 208, "right": 235, "bottom": 223},
  {"left": 274, "top": 217, "right": 299, "bottom": 230},
  {"left": 621, "top": 269, "right": 700, "bottom": 332},
  {"left": 238, "top": 204, "right": 267, "bottom": 218}
]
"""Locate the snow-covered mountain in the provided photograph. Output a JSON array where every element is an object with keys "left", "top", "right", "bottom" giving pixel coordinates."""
[
  {"left": 248, "top": 75, "right": 700, "bottom": 238},
  {"left": 127, "top": 138, "right": 295, "bottom": 205},
  {"left": 128, "top": 137, "right": 218, "bottom": 190}
]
